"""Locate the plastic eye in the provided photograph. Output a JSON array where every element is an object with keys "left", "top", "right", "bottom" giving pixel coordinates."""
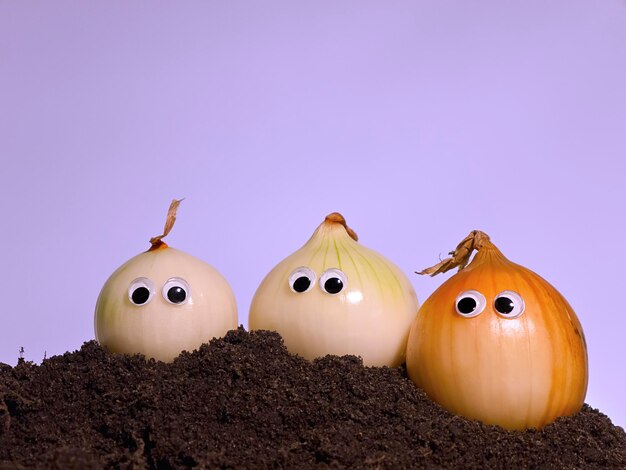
[
  {"left": 288, "top": 267, "right": 316, "bottom": 293},
  {"left": 494, "top": 290, "right": 525, "bottom": 318},
  {"left": 128, "top": 277, "right": 155, "bottom": 306},
  {"left": 455, "top": 290, "right": 486, "bottom": 318},
  {"left": 162, "top": 277, "right": 191, "bottom": 305},
  {"left": 319, "top": 268, "right": 347, "bottom": 295}
]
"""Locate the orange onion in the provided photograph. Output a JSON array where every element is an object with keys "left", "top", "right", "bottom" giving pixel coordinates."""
[{"left": 406, "top": 231, "right": 588, "bottom": 430}]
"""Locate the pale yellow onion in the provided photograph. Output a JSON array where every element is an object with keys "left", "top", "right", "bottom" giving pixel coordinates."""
[
  {"left": 94, "top": 200, "right": 237, "bottom": 362},
  {"left": 406, "top": 231, "right": 588, "bottom": 430},
  {"left": 249, "top": 212, "right": 419, "bottom": 367}
]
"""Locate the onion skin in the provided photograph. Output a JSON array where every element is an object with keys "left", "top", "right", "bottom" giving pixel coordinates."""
[
  {"left": 249, "top": 213, "right": 419, "bottom": 367},
  {"left": 406, "top": 234, "right": 588, "bottom": 430},
  {"left": 95, "top": 201, "right": 237, "bottom": 362}
]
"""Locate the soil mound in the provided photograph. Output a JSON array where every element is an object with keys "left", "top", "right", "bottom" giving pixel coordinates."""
[{"left": 1, "top": 328, "right": 624, "bottom": 468}]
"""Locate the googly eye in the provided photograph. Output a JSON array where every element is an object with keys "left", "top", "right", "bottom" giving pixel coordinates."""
[
  {"left": 319, "top": 268, "right": 347, "bottom": 295},
  {"left": 455, "top": 290, "right": 486, "bottom": 318},
  {"left": 494, "top": 290, "right": 525, "bottom": 318},
  {"left": 162, "top": 277, "right": 191, "bottom": 305},
  {"left": 128, "top": 277, "right": 155, "bottom": 306},
  {"left": 288, "top": 267, "right": 316, "bottom": 293}
]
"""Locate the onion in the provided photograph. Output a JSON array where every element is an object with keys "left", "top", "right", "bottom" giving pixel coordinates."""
[
  {"left": 249, "top": 212, "right": 419, "bottom": 367},
  {"left": 406, "top": 230, "right": 588, "bottom": 430},
  {"left": 94, "top": 200, "right": 237, "bottom": 362}
]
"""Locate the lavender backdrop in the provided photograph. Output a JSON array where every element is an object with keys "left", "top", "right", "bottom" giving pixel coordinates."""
[{"left": 1, "top": 1, "right": 625, "bottom": 427}]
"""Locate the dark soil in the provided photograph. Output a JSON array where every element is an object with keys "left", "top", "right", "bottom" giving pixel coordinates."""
[{"left": 0, "top": 328, "right": 624, "bottom": 469}]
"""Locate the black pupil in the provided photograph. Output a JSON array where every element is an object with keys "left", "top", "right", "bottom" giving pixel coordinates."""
[
  {"left": 131, "top": 287, "right": 150, "bottom": 305},
  {"left": 495, "top": 296, "right": 514, "bottom": 314},
  {"left": 167, "top": 286, "right": 187, "bottom": 304},
  {"left": 324, "top": 277, "right": 343, "bottom": 294},
  {"left": 457, "top": 297, "right": 477, "bottom": 314},
  {"left": 292, "top": 276, "right": 311, "bottom": 293}
]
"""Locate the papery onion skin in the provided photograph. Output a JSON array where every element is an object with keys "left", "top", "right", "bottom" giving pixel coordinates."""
[
  {"left": 406, "top": 233, "right": 588, "bottom": 430},
  {"left": 249, "top": 213, "right": 419, "bottom": 367}
]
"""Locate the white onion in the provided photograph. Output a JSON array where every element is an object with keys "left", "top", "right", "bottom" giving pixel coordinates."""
[
  {"left": 249, "top": 212, "right": 419, "bottom": 367},
  {"left": 94, "top": 200, "right": 237, "bottom": 362}
]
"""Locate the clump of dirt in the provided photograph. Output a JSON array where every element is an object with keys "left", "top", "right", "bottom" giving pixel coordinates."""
[{"left": 1, "top": 328, "right": 624, "bottom": 469}]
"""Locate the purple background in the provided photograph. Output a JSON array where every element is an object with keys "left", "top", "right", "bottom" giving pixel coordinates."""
[{"left": 1, "top": 2, "right": 625, "bottom": 427}]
